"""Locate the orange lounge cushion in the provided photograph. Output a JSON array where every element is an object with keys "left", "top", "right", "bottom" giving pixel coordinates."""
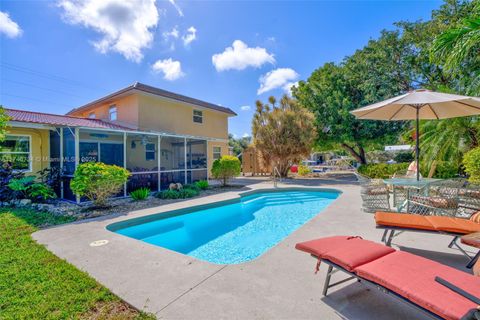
[
  {"left": 375, "top": 212, "right": 480, "bottom": 234},
  {"left": 355, "top": 251, "right": 480, "bottom": 320},
  {"left": 425, "top": 216, "right": 480, "bottom": 234},
  {"left": 295, "top": 236, "right": 395, "bottom": 272},
  {"left": 470, "top": 211, "right": 480, "bottom": 223},
  {"left": 375, "top": 212, "right": 434, "bottom": 231}
]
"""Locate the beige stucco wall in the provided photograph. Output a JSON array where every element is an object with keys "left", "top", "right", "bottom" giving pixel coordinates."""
[
  {"left": 5, "top": 127, "right": 50, "bottom": 174},
  {"left": 207, "top": 141, "right": 229, "bottom": 178},
  {"left": 137, "top": 94, "right": 229, "bottom": 139},
  {"left": 72, "top": 95, "right": 139, "bottom": 129}
]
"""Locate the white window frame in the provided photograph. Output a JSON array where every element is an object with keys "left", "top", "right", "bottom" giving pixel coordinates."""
[
  {"left": 0, "top": 134, "right": 32, "bottom": 172},
  {"left": 193, "top": 109, "right": 203, "bottom": 124},
  {"left": 213, "top": 146, "right": 221, "bottom": 160},
  {"left": 109, "top": 105, "right": 117, "bottom": 121},
  {"left": 88, "top": 112, "right": 96, "bottom": 119},
  {"left": 145, "top": 143, "right": 156, "bottom": 161}
]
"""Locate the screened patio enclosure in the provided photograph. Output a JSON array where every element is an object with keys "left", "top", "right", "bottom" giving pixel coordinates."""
[{"left": 49, "top": 127, "right": 209, "bottom": 201}]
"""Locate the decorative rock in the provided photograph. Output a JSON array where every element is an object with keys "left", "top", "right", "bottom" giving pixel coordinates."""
[
  {"left": 176, "top": 183, "right": 183, "bottom": 190},
  {"left": 169, "top": 183, "right": 177, "bottom": 190},
  {"left": 19, "top": 199, "right": 32, "bottom": 206}
]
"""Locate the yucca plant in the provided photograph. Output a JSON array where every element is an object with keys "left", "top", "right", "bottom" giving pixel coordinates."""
[{"left": 130, "top": 187, "right": 150, "bottom": 201}]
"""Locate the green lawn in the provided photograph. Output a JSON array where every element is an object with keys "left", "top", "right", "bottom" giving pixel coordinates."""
[{"left": 0, "top": 208, "right": 154, "bottom": 320}]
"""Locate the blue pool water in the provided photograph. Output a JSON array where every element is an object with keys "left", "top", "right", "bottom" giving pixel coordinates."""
[{"left": 111, "top": 190, "right": 339, "bottom": 264}]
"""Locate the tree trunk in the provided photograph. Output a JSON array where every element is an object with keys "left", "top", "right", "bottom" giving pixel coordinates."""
[{"left": 341, "top": 143, "right": 367, "bottom": 164}]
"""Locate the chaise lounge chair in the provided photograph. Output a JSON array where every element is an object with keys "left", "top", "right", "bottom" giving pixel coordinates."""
[
  {"left": 295, "top": 236, "right": 480, "bottom": 320},
  {"left": 375, "top": 211, "right": 480, "bottom": 267}
]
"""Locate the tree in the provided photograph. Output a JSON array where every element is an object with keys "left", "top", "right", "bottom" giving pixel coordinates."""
[
  {"left": 252, "top": 95, "right": 316, "bottom": 177},
  {"left": 0, "top": 106, "right": 10, "bottom": 142},
  {"left": 211, "top": 155, "right": 241, "bottom": 186},
  {"left": 294, "top": 31, "right": 411, "bottom": 164},
  {"left": 228, "top": 134, "right": 251, "bottom": 156},
  {"left": 430, "top": 2, "right": 480, "bottom": 95}
]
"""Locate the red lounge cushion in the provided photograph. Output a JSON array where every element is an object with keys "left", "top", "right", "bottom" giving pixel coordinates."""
[
  {"left": 375, "top": 212, "right": 435, "bottom": 231},
  {"left": 425, "top": 216, "right": 480, "bottom": 234},
  {"left": 323, "top": 241, "right": 395, "bottom": 272},
  {"left": 295, "top": 236, "right": 355, "bottom": 257},
  {"left": 355, "top": 251, "right": 480, "bottom": 320},
  {"left": 295, "top": 236, "right": 395, "bottom": 272}
]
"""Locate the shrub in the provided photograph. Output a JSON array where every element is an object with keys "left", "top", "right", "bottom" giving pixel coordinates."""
[
  {"left": 180, "top": 188, "right": 199, "bottom": 198},
  {"left": 27, "top": 183, "right": 57, "bottom": 202},
  {"left": 70, "top": 162, "right": 130, "bottom": 207},
  {"left": 357, "top": 163, "right": 409, "bottom": 179},
  {"left": 7, "top": 176, "right": 56, "bottom": 203},
  {"left": 463, "top": 147, "right": 480, "bottom": 184},
  {"left": 297, "top": 165, "right": 312, "bottom": 176},
  {"left": 0, "top": 161, "right": 25, "bottom": 201},
  {"left": 130, "top": 187, "right": 150, "bottom": 201},
  {"left": 183, "top": 183, "right": 200, "bottom": 192},
  {"left": 195, "top": 180, "right": 209, "bottom": 190},
  {"left": 211, "top": 155, "right": 241, "bottom": 186},
  {"left": 425, "top": 161, "right": 459, "bottom": 179},
  {"left": 156, "top": 189, "right": 181, "bottom": 199},
  {"left": 394, "top": 152, "right": 414, "bottom": 163}
]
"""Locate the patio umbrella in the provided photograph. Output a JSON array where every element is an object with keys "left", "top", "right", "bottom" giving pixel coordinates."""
[{"left": 351, "top": 89, "right": 480, "bottom": 180}]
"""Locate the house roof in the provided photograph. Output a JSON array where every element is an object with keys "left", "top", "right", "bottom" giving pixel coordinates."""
[
  {"left": 66, "top": 82, "right": 237, "bottom": 116},
  {"left": 5, "top": 108, "right": 133, "bottom": 130}
]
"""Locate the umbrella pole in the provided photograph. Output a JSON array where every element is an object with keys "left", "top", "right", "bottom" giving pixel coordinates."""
[{"left": 416, "top": 107, "right": 420, "bottom": 181}]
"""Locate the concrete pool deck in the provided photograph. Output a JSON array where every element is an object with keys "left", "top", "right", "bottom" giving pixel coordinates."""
[{"left": 33, "top": 178, "right": 474, "bottom": 319}]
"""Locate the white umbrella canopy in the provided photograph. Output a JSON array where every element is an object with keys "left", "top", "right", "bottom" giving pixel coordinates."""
[
  {"left": 350, "top": 89, "right": 480, "bottom": 180},
  {"left": 351, "top": 89, "right": 480, "bottom": 120}
]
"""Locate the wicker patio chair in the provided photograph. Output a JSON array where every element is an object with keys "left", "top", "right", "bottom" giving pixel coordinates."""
[
  {"left": 357, "top": 173, "right": 390, "bottom": 213},
  {"left": 406, "top": 178, "right": 465, "bottom": 216},
  {"left": 458, "top": 182, "right": 480, "bottom": 218}
]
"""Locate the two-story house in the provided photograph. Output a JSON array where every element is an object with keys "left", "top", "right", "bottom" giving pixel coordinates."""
[{"left": 1, "top": 82, "right": 236, "bottom": 201}]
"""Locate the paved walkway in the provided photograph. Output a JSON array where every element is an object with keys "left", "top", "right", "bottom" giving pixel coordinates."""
[{"left": 33, "top": 179, "right": 473, "bottom": 319}]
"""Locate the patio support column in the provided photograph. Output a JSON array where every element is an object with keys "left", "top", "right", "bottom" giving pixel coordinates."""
[
  {"left": 123, "top": 132, "right": 127, "bottom": 197},
  {"left": 60, "top": 127, "right": 64, "bottom": 199},
  {"left": 184, "top": 137, "right": 187, "bottom": 185},
  {"left": 158, "top": 135, "right": 161, "bottom": 192},
  {"left": 206, "top": 140, "right": 209, "bottom": 181},
  {"left": 74, "top": 128, "right": 80, "bottom": 204}
]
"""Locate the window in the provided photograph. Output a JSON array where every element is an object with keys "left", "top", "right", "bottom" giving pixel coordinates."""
[
  {"left": 145, "top": 143, "right": 155, "bottom": 161},
  {"left": 88, "top": 112, "right": 96, "bottom": 119},
  {"left": 109, "top": 105, "right": 117, "bottom": 121},
  {"left": 0, "top": 135, "right": 31, "bottom": 171},
  {"left": 193, "top": 110, "right": 203, "bottom": 123},
  {"left": 213, "top": 146, "right": 221, "bottom": 160}
]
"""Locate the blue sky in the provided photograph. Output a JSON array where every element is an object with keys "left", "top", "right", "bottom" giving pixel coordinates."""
[{"left": 0, "top": 0, "right": 442, "bottom": 138}]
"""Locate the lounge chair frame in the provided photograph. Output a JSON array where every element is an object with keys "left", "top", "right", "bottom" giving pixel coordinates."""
[
  {"left": 315, "top": 255, "right": 443, "bottom": 320},
  {"left": 377, "top": 226, "right": 480, "bottom": 268}
]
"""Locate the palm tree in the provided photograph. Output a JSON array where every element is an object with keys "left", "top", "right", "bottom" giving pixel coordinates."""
[
  {"left": 413, "top": 117, "right": 480, "bottom": 174},
  {"left": 431, "top": 7, "right": 480, "bottom": 94}
]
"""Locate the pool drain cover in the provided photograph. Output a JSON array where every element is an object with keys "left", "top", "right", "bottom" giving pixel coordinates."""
[{"left": 90, "top": 240, "right": 109, "bottom": 247}]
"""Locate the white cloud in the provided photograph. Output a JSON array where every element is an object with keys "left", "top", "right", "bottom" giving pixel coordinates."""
[
  {"left": 242, "top": 133, "right": 251, "bottom": 138},
  {"left": 212, "top": 40, "right": 275, "bottom": 72},
  {"left": 168, "top": 0, "right": 183, "bottom": 17},
  {"left": 58, "top": 0, "right": 159, "bottom": 63},
  {"left": 257, "top": 68, "right": 299, "bottom": 95},
  {"left": 240, "top": 105, "right": 251, "bottom": 111},
  {"left": 182, "top": 26, "right": 196, "bottom": 46},
  {"left": 163, "top": 26, "right": 179, "bottom": 40},
  {"left": 151, "top": 58, "right": 185, "bottom": 81},
  {"left": 0, "top": 11, "right": 22, "bottom": 38},
  {"left": 283, "top": 81, "right": 299, "bottom": 95}
]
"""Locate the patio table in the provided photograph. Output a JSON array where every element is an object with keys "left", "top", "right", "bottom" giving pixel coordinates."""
[{"left": 383, "top": 178, "right": 441, "bottom": 211}]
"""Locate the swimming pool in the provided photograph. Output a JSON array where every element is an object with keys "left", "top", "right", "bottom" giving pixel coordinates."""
[{"left": 108, "top": 189, "right": 339, "bottom": 264}]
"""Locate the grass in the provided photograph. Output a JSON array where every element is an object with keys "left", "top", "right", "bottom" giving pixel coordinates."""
[{"left": 0, "top": 207, "right": 155, "bottom": 320}]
